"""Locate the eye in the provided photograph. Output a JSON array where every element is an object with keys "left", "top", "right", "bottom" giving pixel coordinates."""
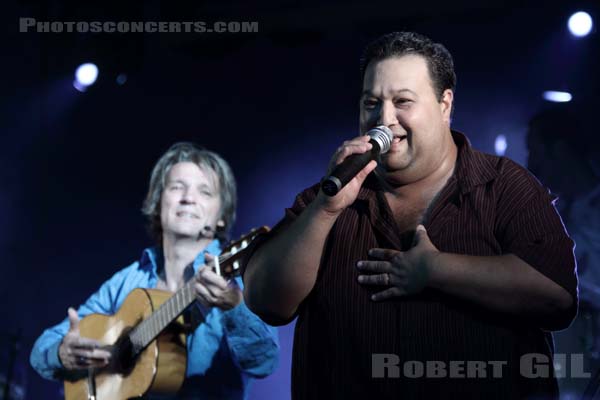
[
  {"left": 362, "top": 98, "right": 379, "bottom": 110},
  {"left": 169, "top": 184, "right": 183, "bottom": 191},
  {"left": 394, "top": 98, "right": 412, "bottom": 107},
  {"left": 198, "top": 186, "right": 214, "bottom": 197}
]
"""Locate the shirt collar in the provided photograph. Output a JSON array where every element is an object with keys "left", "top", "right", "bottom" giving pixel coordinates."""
[
  {"left": 139, "top": 239, "right": 222, "bottom": 277},
  {"left": 451, "top": 130, "right": 499, "bottom": 195}
]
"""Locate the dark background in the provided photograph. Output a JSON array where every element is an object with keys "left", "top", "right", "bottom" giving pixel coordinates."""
[{"left": 1, "top": 1, "right": 599, "bottom": 399}]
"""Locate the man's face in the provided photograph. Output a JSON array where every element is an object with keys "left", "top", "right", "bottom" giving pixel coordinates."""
[
  {"left": 160, "top": 161, "right": 223, "bottom": 240},
  {"left": 359, "top": 55, "right": 453, "bottom": 179}
]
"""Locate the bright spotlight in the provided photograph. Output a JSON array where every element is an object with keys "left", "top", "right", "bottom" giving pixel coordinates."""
[
  {"left": 543, "top": 91, "right": 573, "bottom": 103},
  {"left": 494, "top": 135, "right": 507, "bottom": 156},
  {"left": 568, "top": 11, "right": 593, "bottom": 37},
  {"left": 74, "top": 63, "right": 98, "bottom": 88}
]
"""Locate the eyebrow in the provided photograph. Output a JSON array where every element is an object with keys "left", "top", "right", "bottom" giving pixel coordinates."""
[
  {"left": 361, "top": 88, "right": 417, "bottom": 97},
  {"left": 169, "top": 179, "right": 211, "bottom": 187},
  {"left": 167, "top": 180, "right": 215, "bottom": 192}
]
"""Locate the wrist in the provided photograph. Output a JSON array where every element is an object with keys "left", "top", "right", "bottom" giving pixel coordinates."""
[
  {"left": 425, "top": 251, "right": 444, "bottom": 289},
  {"left": 56, "top": 338, "right": 67, "bottom": 368},
  {"left": 311, "top": 193, "right": 343, "bottom": 220}
]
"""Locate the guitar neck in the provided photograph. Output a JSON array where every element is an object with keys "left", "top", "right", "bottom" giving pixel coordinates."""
[{"left": 128, "top": 280, "right": 197, "bottom": 352}]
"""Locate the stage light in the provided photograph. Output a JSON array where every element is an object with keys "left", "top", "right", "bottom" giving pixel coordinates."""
[
  {"left": 568, "top": 11, "right": 593, "bottom": 37},
  {"left": 542, "top": 91, "right": 572, "bottom": 102},
  {"left": 116, "top": 73, "right": 127, "bottom": 85},
  {"left": 494, "top": 134, "right": 507, "bottom": 156},
  {"left": 73, "top": 63, "right": 98, "bottom": 91}
]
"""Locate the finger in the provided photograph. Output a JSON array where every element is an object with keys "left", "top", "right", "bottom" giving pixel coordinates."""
[
  {"left": 72, "top": 348, "right": 112, "bottom": 361},
  {"left": 198, "top": 268, "right": 228, "bottom": 291},
  {"left": 211, "top": 287, "right": 242, "bottom": 311},
  {"left": 333, "top": 142, "right": 373, "bottom": 166},
  {"left": 204, "top": 253, "right": 215, "bottom": 267},
  {"left": 72, "top": 346, "right": 112, "bottom": 359},
  {"left": 67, "top": 307, "right": 79, "bottom": 332},
  {"left": 368, "top": 248, "right": 399, "bottom": 260},
  {"left": 74, "top": 356, "right": 109, "bottom": 369},
  {"left": 85, "top": 359, "right": 110, "bottom": 369},
  {"left": 70, "top": 342, "right": 101, "bottom": 352},
  {"left": 227, "top": 277, "right": 240, "bottom": 289},
  {"left": 371, "top": 287, "right": 407, "bottom": 301},
  {"left": 71, "top": 337, "right": 105, "bottom": 349},
  {"left": 92, "top": 349, "right": 112, "bottom": 360},
  {"left": 195, "top": 282, "right": 219, "bottom": 305},
  {"left": 412, "top": 224, "right": 428, "bottom": 245},
  {"left": 344, "top": 135, "right": 373, "bottom": 147},
  {"left": 356, "top": 260, "right": 393, "bottom": 273},
  {"left": 357, "top": 273, "right": 391, "bottom": 286},
  {"left": 204, "top": 282, "right": 226, "bottom": 300},
  {"left": 353, "top": 159, "right": 378, "bottom": 186}
]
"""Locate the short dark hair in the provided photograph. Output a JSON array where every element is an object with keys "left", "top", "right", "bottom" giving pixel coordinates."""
[{"left": 360, "top": 32, "right": 457, "bottom": 100}]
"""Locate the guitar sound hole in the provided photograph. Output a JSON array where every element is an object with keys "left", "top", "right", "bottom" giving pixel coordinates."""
[{"left": 112, "top": 333, "right": 138, "bottom": 375}]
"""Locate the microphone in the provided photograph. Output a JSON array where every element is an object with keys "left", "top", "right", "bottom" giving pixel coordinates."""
[
  {"left": 321, "top": 125, "right": 393, "bottom": 196},
  {"left": 197, "top": 225, "right": 215, "bottom": 240}
]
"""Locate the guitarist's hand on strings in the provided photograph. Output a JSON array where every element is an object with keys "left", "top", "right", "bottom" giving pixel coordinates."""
[
  {"left": 194, "top": 254, "right": 243, "bottom": 311},
  {"left": 58, "top": 307, "right": 112, "bottom": 370}
]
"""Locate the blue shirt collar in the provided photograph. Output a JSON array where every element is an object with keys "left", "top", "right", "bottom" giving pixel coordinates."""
[{"left": 139, "top": 239, "right": 222, "bottom": 277}]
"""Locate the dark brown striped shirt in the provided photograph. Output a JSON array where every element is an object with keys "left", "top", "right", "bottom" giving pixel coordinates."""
[{"left": 249, "top": 131, "right": 578, "bottom": 399}]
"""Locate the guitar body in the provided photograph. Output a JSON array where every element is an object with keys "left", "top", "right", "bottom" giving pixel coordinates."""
[{"left": 64, "top": 288, "right": 187, "bottom": 400}]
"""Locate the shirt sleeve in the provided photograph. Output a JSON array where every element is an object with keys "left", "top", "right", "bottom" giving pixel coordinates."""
[
  {"left": 220, "top": 277, "right": 280, "bottom": 378},
  {"left": 240, "top": 183, "right": 321, "bottom": 280},
  {"left": 29, "top": 264, "right": 135, "bottom": 380},
  {"left": 496, "top": 161, "right": 578, "bottom": 330}
]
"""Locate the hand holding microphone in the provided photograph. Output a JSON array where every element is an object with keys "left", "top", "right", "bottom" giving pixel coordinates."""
[{"left": 321, "top": 126, "right": 393, "bottom": 196}]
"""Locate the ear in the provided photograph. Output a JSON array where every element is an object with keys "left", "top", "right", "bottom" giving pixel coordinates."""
[{"left": 440, "top": 89, "right": 454, "bottom": 124}]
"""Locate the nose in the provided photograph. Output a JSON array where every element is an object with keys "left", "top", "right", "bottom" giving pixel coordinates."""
[
  {"left": 376, "top": 101, "right": 397, "bottom": 127},
  {"left": 180, "top": 188, "right": 196, "bottom": 204}
]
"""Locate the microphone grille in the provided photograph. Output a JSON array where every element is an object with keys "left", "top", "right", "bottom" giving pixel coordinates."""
[{"left": 367, "top": 125, "right": 393, "bottom": 153}]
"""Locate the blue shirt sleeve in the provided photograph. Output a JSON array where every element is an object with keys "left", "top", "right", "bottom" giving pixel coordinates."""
[
  {"left": 220, "top": 277, "right": 279, "bottom": 378},
  {"left": 29, "top": 262, "right": 139, "bottom": 380}
]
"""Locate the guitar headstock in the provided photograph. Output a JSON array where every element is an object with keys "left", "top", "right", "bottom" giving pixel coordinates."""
[{"left": 212, "top": 226, "right": 270, "bottom": 279}]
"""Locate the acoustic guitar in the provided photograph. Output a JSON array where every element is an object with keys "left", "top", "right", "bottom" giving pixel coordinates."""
[{"left": 63, "top": 227, "right": 269, "bottom": 400}]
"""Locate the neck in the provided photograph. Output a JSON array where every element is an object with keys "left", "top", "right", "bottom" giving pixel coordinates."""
[
  {"left": 381, "top": 132, "right": 458, "bottom": 199},
  {"left": 161, "top": 234, "right": 214, "bottom": 291}
]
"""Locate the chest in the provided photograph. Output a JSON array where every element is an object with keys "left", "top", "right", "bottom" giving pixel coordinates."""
[{"left": 384, "top": 195, "right": 435, "bottom": 234}]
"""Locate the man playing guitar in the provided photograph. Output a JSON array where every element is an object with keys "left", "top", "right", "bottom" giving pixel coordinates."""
[{"left": 30, "top": 142, "right": 279, "bottom": 399}]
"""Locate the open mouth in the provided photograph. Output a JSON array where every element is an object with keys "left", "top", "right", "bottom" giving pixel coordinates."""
[
  {"left": 392, "top": 135, "right": 407, "bottom": 144},
  {"left": 176, "top": 211, "right": 199, "bottom": 219}
]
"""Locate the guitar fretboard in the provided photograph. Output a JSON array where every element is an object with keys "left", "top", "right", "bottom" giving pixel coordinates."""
[{"left": 128, "top": 280, "right": 196, "bottom": 353}]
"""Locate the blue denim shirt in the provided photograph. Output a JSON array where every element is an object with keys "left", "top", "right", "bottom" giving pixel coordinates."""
[{"left": 30, "top": 240, "right": 279, "bottom": 399}]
